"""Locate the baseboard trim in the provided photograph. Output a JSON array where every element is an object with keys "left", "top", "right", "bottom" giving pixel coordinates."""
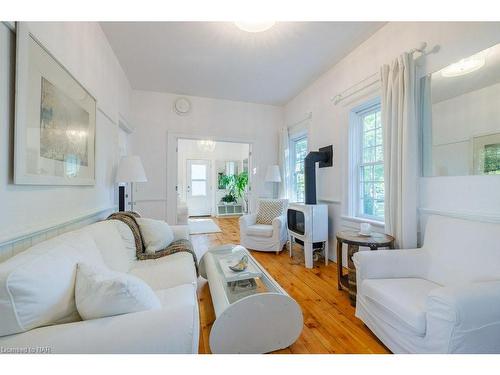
[{"left": 419, "top": 208, "right": 500, "bottom": 224}]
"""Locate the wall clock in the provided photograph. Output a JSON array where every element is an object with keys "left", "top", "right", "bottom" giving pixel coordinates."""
[{"left": 174, "top": 97, "right": 191, "bottom": 115}]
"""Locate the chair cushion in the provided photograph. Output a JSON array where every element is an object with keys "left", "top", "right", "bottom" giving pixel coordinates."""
[
  {"left": 256, "top": 199, "right": 286, "bottom": 224},
  {"left": 129, "top": 252, "right": 197, "bottom": 290},
  {"left": 75, "top": 263, "right": 161, "bottom": 321},
  {"left": 246, "top": 224, "right": 274, "bottom": 238},
  {"left": 362, "top": 278, "right": 441, "bottom": 336}
]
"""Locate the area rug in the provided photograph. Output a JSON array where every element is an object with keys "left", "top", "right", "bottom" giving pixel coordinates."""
[{"left": 188, "top": 218, "right": 222, "bottom": 235}]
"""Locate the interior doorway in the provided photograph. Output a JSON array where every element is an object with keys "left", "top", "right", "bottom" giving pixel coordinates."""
[{"left": 176, "top": 138, "right": 251, "bottom": 222}]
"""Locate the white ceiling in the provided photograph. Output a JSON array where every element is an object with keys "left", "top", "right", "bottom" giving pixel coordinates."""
[
  {"left": 431, "top": 42, "right": 500, "bottom": 103},
  {"left": 101, "top": 22, "right": 385, "bottom": 105}
]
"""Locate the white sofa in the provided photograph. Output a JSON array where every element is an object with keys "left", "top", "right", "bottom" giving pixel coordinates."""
[
  {"left": 353, "top": 215, "right": 500, "bottom": 353},
  {"left": 0, "top": 219, "right": 199, "bottom": 354},
  {"left": 239, "top": 199, "right": 288, "bottom": 254}
]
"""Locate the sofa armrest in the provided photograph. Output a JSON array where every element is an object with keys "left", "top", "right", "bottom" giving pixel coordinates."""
[
  {"left": 0, "top": 303, "right": 199, "bottom": 354},
  {"left": 171, "top": 225, "right": 190, "bottom": 241},
  {"left": 239, "top": 213, "right": 257, "bottom": 230},
  {"left": 353, "top": 249, "right": 428, "bottom": 281},
  {"left": 428, "top": 281, "right": 500, "bottom": 332}
]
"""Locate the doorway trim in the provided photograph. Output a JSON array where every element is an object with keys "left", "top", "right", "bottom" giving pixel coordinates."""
[{"left": 166, "top": 132, "right": 255, "bottom": 224}]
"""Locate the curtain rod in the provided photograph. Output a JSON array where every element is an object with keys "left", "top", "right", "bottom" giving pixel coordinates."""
[{"left": 331, "top": 42, "right": 439, "bottom": 105}]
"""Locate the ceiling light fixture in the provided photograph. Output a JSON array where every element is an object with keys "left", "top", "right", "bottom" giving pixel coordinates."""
[
  {"left": 441, "top": 54, "right": 486, "bottom": 78},
  {"left": 197, "top": 139, "right": 216, "bottom": 152},
  {"left": 234, "top": 21, "right": 276, "bottom": 33}
]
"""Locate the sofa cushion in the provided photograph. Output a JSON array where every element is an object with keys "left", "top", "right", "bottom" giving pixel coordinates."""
[
  {"left": 84, "top": 220, "right": 136, "bottom": 273},
  {"left": 256, "top": 199, "right": 286, "bottom": 224},
  {"left": 130, "top": 252, "right": 197, "bottom": 290},
  {"left": 75, "top": 263, "right": 161, "bottom": 320},
  {"left": 136, "top": 218, "right": 174, "bottom": 254},
  {"left": 0, "top": 232, "right": 104, "bottom": 337},
  {"left": 362, "top": 278, "right": 441, "bottom": 336},
  {"left": 246, "top": 224, "right": 274, "bottom": 238}
]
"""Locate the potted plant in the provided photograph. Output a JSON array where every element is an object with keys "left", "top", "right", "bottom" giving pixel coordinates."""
[
  {"left": 219, "top": 171, "right": 248, "bottom": 206},
  {"left": 221, "top": 193, "right": 237, "bottom": 205}
]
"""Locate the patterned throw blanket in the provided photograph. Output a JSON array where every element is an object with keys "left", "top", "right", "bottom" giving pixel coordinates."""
[{"left": 106, "top": 211, "right": 198, "bottom": 276}]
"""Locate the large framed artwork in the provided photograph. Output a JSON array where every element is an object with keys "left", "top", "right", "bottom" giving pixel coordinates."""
[{"left": 14, "top": 22, "right": 96, "bottom": 185}]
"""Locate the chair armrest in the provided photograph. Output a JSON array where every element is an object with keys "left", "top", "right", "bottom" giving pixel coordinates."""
[
  {"left": 428, "top": 281, "right": 500, "bottom": 331},
  {"left": 353, "top": 249, "right": 428, "bottom": 281},
  {"left": 272, "top": 214, "right": 287, "bottom": 238},
  {"left": 171, "top": 225, "right": 190, "bottom": 241},
  {"left": 239, "top": 214, "right": 257, "bottom": 230}
]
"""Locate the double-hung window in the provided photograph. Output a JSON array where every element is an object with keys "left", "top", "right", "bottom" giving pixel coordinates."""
[
  {"left": 290, "top": 134, "right": 308, "bottom": 203},
  {"left": 350, "top": 101, "right": 384, "bottom": 221}
]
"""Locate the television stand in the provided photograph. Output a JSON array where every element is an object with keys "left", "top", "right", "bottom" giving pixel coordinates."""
[{"left": 289, "top": 234, "right": 329, "bottom": 268}]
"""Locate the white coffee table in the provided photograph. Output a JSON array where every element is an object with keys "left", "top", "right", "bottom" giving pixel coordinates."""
[{"left": 199, "top": 244, "right": 303, "bottom": 354}]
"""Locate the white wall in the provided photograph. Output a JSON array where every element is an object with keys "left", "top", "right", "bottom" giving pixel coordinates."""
[
  {"left": 177, "top": 139, "right": 249, "bottom": 216},
  {"left": 0, "top": 22, "right": 132, "bottom": 243},
  {"left": 284, "top": 22, "right": 500, "bottom": 258},
  {"left": 129, "top": 90, "right": 283, "bottom": 222}
]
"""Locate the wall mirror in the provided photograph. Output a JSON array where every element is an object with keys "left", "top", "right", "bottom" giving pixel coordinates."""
[{"left": 421, "top": 42, "right": 500, "bottom": 177}]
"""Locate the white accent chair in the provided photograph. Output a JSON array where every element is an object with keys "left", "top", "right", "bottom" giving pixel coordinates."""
[
  {"left": 239, "top": 199, "right": 288, "bottom": 254},
  {"left": 353, "top": 215, "right": 500, "bottom": 353}
]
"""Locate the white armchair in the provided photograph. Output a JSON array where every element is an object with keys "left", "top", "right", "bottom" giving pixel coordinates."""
[
  {"left": 353, "top": 215, "right": 500, "bottom": 353},
  {"left": 239, "top": 199, "right": 288, "bottom": 254}
]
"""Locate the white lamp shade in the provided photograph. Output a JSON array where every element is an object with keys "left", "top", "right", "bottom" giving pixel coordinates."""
[
  {"left": 116, "top": 155, "right": 148, "bottom": 183},
  {"left": 265, "top": 165, "right": 281, "bottom": 183}
]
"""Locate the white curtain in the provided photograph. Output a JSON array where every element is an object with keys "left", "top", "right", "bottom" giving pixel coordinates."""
[
  {"left": 278, "top": 127, "right": 291, "bottom": 199},
  {"left": 381, "top": 53, "right": 418, "bottom": 249}
]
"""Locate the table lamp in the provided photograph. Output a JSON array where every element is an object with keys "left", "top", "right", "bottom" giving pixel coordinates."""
[{"left": 116, "top": 155, "right": 147, "bottom": 211}]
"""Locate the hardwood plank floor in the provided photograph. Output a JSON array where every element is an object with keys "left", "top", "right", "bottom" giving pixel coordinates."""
[{"left": 192, "top": 216, "right": 390, "bottom": 354}]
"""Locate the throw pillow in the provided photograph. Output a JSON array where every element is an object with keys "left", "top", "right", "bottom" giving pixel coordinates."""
[
  {"left": 256, "top": 199, "right": 286, "bottom": 225},
  {"left": 75, "top": 263, "right": 161, "bottom": 320},
  {"left": 136, "top": 218, "right": 174, "bottom": 254}
]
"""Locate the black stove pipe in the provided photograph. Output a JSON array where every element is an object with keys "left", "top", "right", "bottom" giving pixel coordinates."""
[{"left": 304, "top": 150, "right": 330, "bottom": 205}]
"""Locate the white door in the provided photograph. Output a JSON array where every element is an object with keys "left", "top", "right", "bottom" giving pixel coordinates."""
[{"left": 186, "top": 159, "right": 211, "bottom": 216}]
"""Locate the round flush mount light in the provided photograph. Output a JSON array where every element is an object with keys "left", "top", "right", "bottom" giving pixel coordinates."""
[
  {"left": 234, "top": 21, "right": 276, "bottom": 33},
  {"left": 441, "top": 55, "right": 486, "bottom": 78},
  {"left": 173, "top": 97, "right": 191, "bottom": 115}
]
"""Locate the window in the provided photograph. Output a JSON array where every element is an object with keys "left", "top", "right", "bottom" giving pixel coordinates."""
[
  {"left": 350, "top": 102, "right": 384, "bottom": 221},
  {"left": 290, "top": 135, "right": 308, "bottom": 202},
  {"left": 190, "top": 163, "right": 207, "bottom": 196},
  {"left": 484, "top": 143, "right": 500, "bottom": 175}
]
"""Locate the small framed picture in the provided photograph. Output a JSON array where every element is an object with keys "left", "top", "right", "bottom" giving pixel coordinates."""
[{"left": 14, "top": 22, "right": 97, "bottom": 185}]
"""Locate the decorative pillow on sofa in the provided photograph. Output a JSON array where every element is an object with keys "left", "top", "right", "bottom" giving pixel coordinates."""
[
  {"left": 75, "top": 263, "right": 161, "bottom": 320},
  {"left": 136, "top": 218, "right": 174, "bottom": 254},
  {"left": 0, "top": 232, "right": 104, "bottom": 337},
  {"left": 256, "top": 199, "right": 287, "bottom": 225}
]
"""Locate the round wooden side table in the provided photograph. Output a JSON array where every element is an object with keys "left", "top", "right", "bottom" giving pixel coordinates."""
[{"left": 336, "top": 231, "right": 395, "bottom": 306}]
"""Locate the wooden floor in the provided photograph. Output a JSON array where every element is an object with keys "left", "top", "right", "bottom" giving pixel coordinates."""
[{"left": 191, "top": 216, "right": 390, "bottom": 354}]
